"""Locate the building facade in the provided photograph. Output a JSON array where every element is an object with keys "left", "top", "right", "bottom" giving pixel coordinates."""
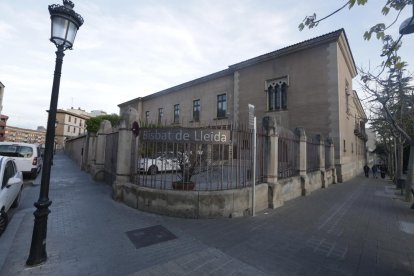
[
  {"left": 0, "top": 115, "right": 8, "bottom": 142},
  {"left": 119, "top": 29, "right": 367, "bottom": 182},
  {"left": 55, "top": 109, "right": 90, "bottom": 149},
  {"left": 5, "top": 125, "right": 46, "bottom": 145}
]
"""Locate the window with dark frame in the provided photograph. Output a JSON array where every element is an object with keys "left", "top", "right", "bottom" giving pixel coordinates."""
[
  {"left": 145, "top": 111, "right": 150, "bottom": 124},
  {"left": 173, "top": 104, "right": 180, "bottom": 124},
  {"left": 217, "top": 94, "right": 227, "bottom": 118},
  {"left": 193, "top": 99, "right": 200, "bottom": 122},
  {"left": 345, "top": 81, "right": 350, "bottom": 114},
  {"left": 267, "top": 78, "right": 288, "bottom": 111},
  {"left": 158, "top": 108, "right": 164, "bottom": 125}
]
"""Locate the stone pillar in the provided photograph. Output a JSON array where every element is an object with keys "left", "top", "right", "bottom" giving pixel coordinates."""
[
  {"left": 113, "top": 120, "right": 133, "bottom": 201},
  {"left": 317, "top": 135, "right": 327, "bottom": 188},
  {"left": 92, "top": 120, "right": 112, "bottom": 181},
  {"left": 327, "top": 137, "right": 337, "bottom": 184},
  {"left": 86, "top": 133, "right": 97, "bottom": 173},
  {"left": 263, "top": 116, "right": 283, "bottom": 208},
  {"left": 296, "top": 127, "right": 310, "bottom": 196}
]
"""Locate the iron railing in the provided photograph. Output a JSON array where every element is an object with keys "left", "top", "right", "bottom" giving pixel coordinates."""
[
  {"left": 134, "top": 124, "right": 265, "bottom": 191},
  {"left": 306, "top": 135, "right": 320, "bottom": 172},
  {"left": 278, "top": 129, "right": 299, "bottom": 179}
]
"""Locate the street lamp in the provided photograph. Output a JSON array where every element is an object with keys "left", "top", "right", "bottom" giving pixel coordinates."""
[
  {"left": 399, "top": 4, "right": 414, "bottom": 35},
  {"left": 26, "top": 0, "right": 83, "bottom": 266}
]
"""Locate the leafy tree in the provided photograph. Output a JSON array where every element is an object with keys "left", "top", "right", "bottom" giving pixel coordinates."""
[{"left": 85, "top": 114, "right": 120, "bottom": 133}]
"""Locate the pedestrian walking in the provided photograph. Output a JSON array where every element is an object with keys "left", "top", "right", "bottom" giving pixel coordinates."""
[
  {"left": 363, "top": 164, "right": 370, "bottom": 177},
  {"left": 372, "top": 165, "right": 378, "bottom": 178}
]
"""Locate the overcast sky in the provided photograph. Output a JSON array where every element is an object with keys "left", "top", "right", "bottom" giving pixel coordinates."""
[{"left": 1, "top": 0, "right": 413, "bottom": 130}]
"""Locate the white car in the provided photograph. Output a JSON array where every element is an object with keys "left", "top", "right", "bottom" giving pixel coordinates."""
[
  {"left": 0, "top": 142, "right": 42, "bottom": 179},
  {"left": 0, "top": 156, "right": 24, "bottom": 236},
  {"left": 138, "top": 153, "right": 181, "bottom": 175}
]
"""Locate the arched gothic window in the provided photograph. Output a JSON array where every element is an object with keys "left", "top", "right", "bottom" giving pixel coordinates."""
[{"left": 266, "top": 78, "right": 288, "bottom": 111}]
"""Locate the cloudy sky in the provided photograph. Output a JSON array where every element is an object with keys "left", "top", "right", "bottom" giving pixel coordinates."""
[{"left": 1, "top": 0, "right": 413, "bottom": 129}]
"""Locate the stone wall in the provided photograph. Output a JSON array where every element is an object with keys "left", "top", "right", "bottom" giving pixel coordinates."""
[
  {"left": 64, "top": 135, "right": 86, "bottom": 167},
  {"left": 119, "top": 182, "right": 268, "bottom": 219}
]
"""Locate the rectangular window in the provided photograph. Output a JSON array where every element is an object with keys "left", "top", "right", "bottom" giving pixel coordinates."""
[
  {"left": 193, "top": 99, "right": 200, "bottom": 122},
  {"left": 217, "top": 94, "right": 227, "bottom": 118},
  {"left": 68, "top": 116, "right": 71, "bottom": 122},
  {"left": 67, "top": 126, "right": 70, "bottom": 132},
  {"left": 173, "top": 104, "right": 180, "bottom": 123},
  {"left": 145, "top": 111, "right": 150, "bottom": 124},
  {"left": 345, "top": 81, "right": 350, "bottom": 114},
  {"left": 158, "top": 108, "right": 164, "bottom": 125},
  {"left": 75, "top": 118, "right": 77, "bottom": 124},
  {"left": 343, "top": 140, "right": 346, "bottom": 152}
]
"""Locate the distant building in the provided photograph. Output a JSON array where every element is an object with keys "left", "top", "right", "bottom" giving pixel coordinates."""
[
  {"left": 5, "top": 125, "right": 46, "bottom": 145},
  {"left": 90, "top": 110, "right": 107, "bottom": 117},
  {"left": 0, "top": 81, "right": 4, "bottom": 115},
  {"left": 55, "top": 108, "right": 90, "bottom": 149},
  {"left": 67, "top": 107, "right": 90, "bottom": 117},
  {"left": 0, "top": 115, "right": 8, "bottom": 142}
]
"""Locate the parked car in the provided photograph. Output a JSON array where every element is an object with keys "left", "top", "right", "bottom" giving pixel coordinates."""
[
  {"left": 0, "top": 142, "right": 43, "bottom": 179},
  {"left": 0, "top": 156, "right": 24, "bottom": 236},
  {"left": 138, "top": 152, "right": 181, "bottom": 175}
]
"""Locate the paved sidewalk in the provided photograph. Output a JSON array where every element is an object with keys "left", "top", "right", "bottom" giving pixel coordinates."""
[{"left": 0, "top": 153, "right": 413, "bottom": 275}]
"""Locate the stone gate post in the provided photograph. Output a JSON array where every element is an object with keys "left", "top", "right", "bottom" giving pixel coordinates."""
[
  {"left": 263, "top": 116, "right": 283, "bottom": 208},
  {"left": 329, "top": 138, "right": 337, "bottom": 184},
  {"left": 113, "top": 120, "right": 133, "bottom": 201},
  {"left": 91, "top": 120, "right": 112, "bottom": 181},
  {"left": 317, "top": 135, "right": 327, "bottom": 188},
  {"left": 296, "top": 127, "right": 310, "bottom": 196},
  {"left": 83, "top": 132, "right": 96, "bottom": 172}
]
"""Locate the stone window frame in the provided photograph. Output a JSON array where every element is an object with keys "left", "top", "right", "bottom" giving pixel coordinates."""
[
  {"left": 216, "top": 93, "right": 227, "bottom": 119},
  {"left": 158, "top": 108, "right": 164, "bottom": 125},
  {"left": 345, "top": 80, "right": 351, "bottom": 115},
  {"left": 193, "top": 99, "right": 200, "bottom": 122},
  {"left": 265, "top": 76, "right": 289, "bottom": 111},
  {"left": 145, "top": 111, "right": 150, "bottom": 124},
  {"left": 173, "top": 104, "right": 180, "bottom": 124}
]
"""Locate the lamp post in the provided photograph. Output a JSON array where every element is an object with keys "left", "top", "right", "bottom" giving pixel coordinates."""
[
  {"left": 26, "top": 0, "right": 83, "bottom": 266},
  {"left": 399, "top": 3, "right": 414, "bottom": 35}
]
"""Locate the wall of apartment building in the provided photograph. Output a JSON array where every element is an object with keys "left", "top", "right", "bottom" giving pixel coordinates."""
[
  {"left": 55, "top": 111, "right": 88, "bottom": 149},
  {"left": 5, "top": 126, "right": 46, "bottom": 144}
]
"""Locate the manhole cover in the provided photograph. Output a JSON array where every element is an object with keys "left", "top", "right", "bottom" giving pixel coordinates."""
[{"left": 126, "top": 225, "right": 177, "bottom": 249}]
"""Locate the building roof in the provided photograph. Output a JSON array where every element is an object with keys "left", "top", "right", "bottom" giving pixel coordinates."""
[
  {"left": 56, "top": 109, "right": 90, "bottom": 120},
  {"left": 6, "top": 125, "right": 46, "bottom": 133},
  {"left": 119, "top": 28, "right": 355, "bottom": 107}
]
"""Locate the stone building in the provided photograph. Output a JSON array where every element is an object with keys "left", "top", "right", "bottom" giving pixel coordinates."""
[
  {"left": 119, "top": 29, "right": 367, "bottom": 183},
  {"left": 0, "top": 115, "right": 8, "bottom": 142},
  {"left": 55, "top": 108, "right": 90, "bottom": 149}
]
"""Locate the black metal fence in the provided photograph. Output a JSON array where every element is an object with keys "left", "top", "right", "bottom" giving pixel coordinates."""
[
  {"left": 134, "top": 124, "right": 266, "bottom": 191},
  {"left": 278, "top": 129, "right": 299, "bottom": 179},
  {"left": 306, "top": 135, "right": 320, "bottom": 172}
]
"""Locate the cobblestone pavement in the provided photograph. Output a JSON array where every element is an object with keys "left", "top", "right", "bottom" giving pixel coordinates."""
[{"left": 0, "top": 153, "right": 413, "bottom": 275}]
